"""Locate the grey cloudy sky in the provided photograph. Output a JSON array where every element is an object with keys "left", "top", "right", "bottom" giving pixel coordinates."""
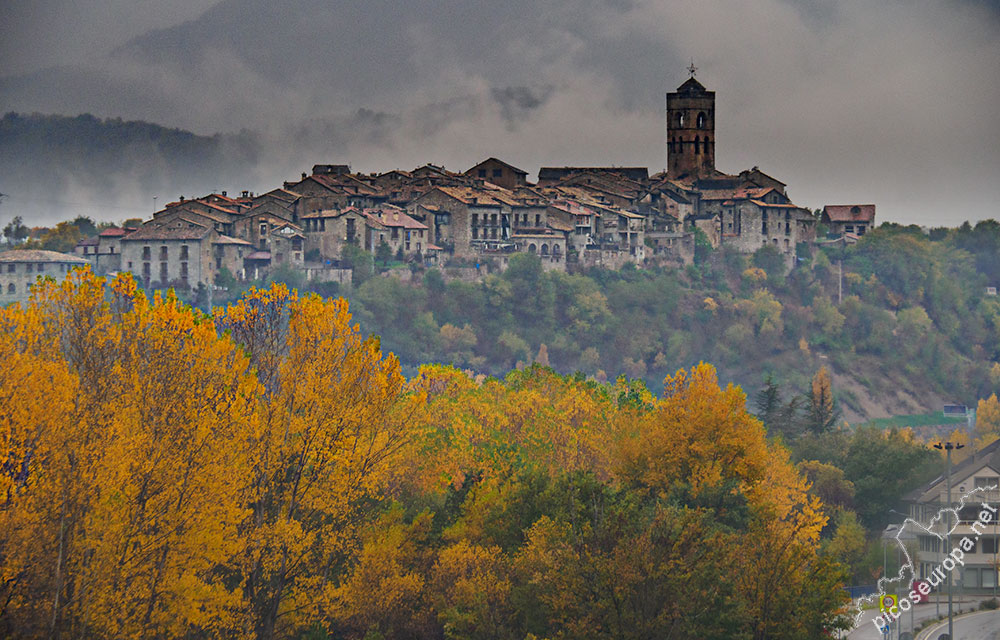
[{"left": 1, "top": 0, "right": 999, "bottom": 226}]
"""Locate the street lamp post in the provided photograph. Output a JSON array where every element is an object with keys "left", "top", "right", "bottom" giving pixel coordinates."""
[{"left": 934, "top": 441, "right": 965, "bottom": 640}]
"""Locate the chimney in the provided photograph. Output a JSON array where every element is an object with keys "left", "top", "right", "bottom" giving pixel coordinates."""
[
  {"left": 179, "top": 195, "right": 185, "bottom": 202},
  {"left": 242, "top": 190, "right": 249, "bottom": 198},
  {"left": 302, "top": 172, "right": 307, "bottom": 180},
  {"left": 222, "top": 190, "right": 227, "bottom": 197}
]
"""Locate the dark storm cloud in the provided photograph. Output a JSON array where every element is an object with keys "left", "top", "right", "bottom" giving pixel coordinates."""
[{"left": 1, "top": 0, "right": 998, "bottom": 226}]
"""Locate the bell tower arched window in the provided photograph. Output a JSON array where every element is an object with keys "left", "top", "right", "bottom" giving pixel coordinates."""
[
  {"left": 676, "top": 112, "right": 684, "bottom": 128},
  {"left": 697, "top": 112, "right": 706, "bottom": 129},
  {"left": 694, "top": 136, "right": 700, "bottom": 153}
]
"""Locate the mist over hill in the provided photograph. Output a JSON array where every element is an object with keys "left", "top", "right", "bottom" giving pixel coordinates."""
[{"left": 0, "top": 112, "right": 262, "bottom": 224}]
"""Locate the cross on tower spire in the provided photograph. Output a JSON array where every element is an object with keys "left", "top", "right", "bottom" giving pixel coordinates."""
[{"left": 687, "top": 59, "right": 698, "bottom": 78}]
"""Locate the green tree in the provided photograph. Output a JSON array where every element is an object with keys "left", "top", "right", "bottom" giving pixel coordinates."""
[{"left": 2, "top": 215, "right": 29, "bottom": 244}]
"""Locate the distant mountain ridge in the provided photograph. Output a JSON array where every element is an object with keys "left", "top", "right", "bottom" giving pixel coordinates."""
[{"left": 0, "top": 112, "right": 260, "bottom": 224}]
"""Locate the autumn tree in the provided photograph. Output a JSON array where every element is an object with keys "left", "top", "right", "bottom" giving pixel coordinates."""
[
  {"left": 806, "top": 366, "right": 839, "bottom": 434},
  {"left": 217, "top": 285, "right": 412, "bottom": 639},
  {"left": 977, "top": 393, "right": 1000, "bottom": 448}
]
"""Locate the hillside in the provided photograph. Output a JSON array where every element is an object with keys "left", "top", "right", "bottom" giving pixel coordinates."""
[{"left": 307, "top": 223, "right": 1000, "bottom": 423}]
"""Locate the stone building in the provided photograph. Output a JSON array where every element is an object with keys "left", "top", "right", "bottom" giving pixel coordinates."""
[
  {"left": 300, "top": 207, "right": 369, "bottom": 260},
  {"left": 0, "top": 249, "right": 90, "bottom": 305},
  {"left": 822, "top": 205, "right": 876, "bottom": 237},
  {"left": 667, "top": 75, "right": 716, "bottom": 179},
  {"left": 464, "top": 158, "right": 529, "bottom": 190},
  {"left": 120, "top": 216, "right": 216, "bottom": 289}
]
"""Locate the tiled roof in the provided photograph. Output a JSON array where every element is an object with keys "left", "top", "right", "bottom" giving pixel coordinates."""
[
  {"left": 98, "top": 227, "right": 128, "bottom": 237},
  {"left": 123, "top": 218, "right": 213, "bottom": 241},
  {"left": 214, "top": 235, "right": 253, "bottom": 245},
  {"left": 368, "top": 208, "right": 427, "bottom": 230},
  {"left": 0, "top": 249, "right": 89, "bottom": 264},
  {"left": 246, "top": 251, "right": 271, "bottom": 261},
  {"left": 433, "top": 186, "right": 519, "bottom": 208},
  {"left": 465, "top": 157, "right": 529, "bottom": 176},
  {"left": 823, "top": 204, "right": 876, "bottom": 222}
]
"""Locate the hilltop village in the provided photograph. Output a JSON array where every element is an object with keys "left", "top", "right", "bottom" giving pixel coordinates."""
[{"left": 3, "top": 76, "right": 875, "bottom": 300}]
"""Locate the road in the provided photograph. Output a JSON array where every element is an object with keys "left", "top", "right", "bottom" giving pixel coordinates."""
[
  {"left": 918, "top": 609, "right": 1000, "bottom": 639},
  {"left": 846, "top": 599, "right": 989, "bottom": 640}
]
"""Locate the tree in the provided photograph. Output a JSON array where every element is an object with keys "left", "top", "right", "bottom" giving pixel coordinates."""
[
  {"left": 977, "top": 394, "right": 1000, "bottom": 448},
  {"left": 216, "top": 285, "right": 411, "bottom": 639},
  {"left": 70, "top": 215, "right": 97, "bottom": 238},
  {"left": 806, "top": 366, "right": 839, "bottom": 434},
  {"left": 375, "top": 239, "right": 393, "bottom": 266},
  {"left": 2, "top": 215, "right": 28, "bottom": 244}
]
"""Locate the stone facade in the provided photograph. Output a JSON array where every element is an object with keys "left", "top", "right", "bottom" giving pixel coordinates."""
[
  {"left": 667, "top": 77, "right": 716, "bottom": 178},
  {"left": 464, "top": 158, "right": 529, "bottom": 190},
  {"left": 0, "top": 250, "right": 90, "bottom": 305}
]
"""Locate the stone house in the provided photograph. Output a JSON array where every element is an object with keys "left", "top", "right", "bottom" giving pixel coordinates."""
[
  {"left": 366, "top": 208, "right": 429, "bottom": 258},
  {"left": 0, "top": 249, "right": 90, "bottom": 304},
  {"left": 269, "top": 225, "right": 306, "bottom": 267},
  {"left": 120, "top": 216, "right": 216, "bottom": 289},
  {"left": 212, "top": 235, "right": 252, "bottom": 279},
  {"left": 822, "top": 205, "right": 876, "bottom": 237},
  {"left": 409, "top": 186, "right": 518, "bottom": 259},
  {"left": 233, "top": 210, "right": 296, "bottom": 252},
  {"left": 301, "top": 207, "right": 369, "bottom": 260},
  {"left": 464, "top": 158, "right": 529, "bottom": 190},
  {"left": 546, "top": 200, "right": 599, "bottom": 254}
]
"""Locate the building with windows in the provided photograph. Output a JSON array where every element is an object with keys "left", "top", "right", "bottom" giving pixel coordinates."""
[
  {"left": 0, "top": 249, "right": 90, "bottom": 305},
  {"left": 822, "top": 204, "right": 876, "bottom": 237},
  {"left": 119, "top": 216, "right": 216, "bottom": 289},
  {"left": 901, "top": 438, "right": 1000, "bottom": 594}
]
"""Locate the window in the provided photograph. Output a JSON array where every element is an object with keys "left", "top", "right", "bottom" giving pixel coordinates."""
[
  {"left": 127, "top": 262, "right": 132, "bottom": 269},
  {"left": 697, "top": 112, "right": 706, "bottom": 128},
  {"left": 694, "top": 136, "right": 701, "bottom": 153},
  {"left": 976, "top": 477, "right": 996, "bottom": 489},
  {"left": 985, "top": 569, "right": 998, "bottom": 589},
  {"left": 180, "top": 245, "right": 189, "bottom": 260},
  {"left": 391, "top": 228, "right": 399, "bottom": 240},
  {"left": 472, "top": 228, "right": 479, "bottom": 239},
  {"left": 160, "top": 262, "right": 168, "bottom": 282},
  {"left": 845, "top": 225, "right": 855, "bottom": 233},
  {"left": 492, "top": 169, "right": 502, "bottom": 178},
  {"left": 478, "top": 169, "right": 486, "bottom": 178},
  {"left": 159, "top": 246, "right": 168, "bottom": 260},
  {"left": 675, "top": 112, "right": 684, "bottom": 128},
  {"left": 36, "top": 263, "right": 44, "bottom": 273},
  {"left": 260, "top": 223, "right": 268, "bottom": 236},
  {"left": 535, "top": 214, "right": 541, "bottom": 226},
  {"left": 965, "top": 567, "right": 980, "bottom": 588},
  {"left": 983, "top": 537, "right": 999, "bottom": 554},
  {"left": 472, "top": 214, "right": 478, "bottom": 226},
  {"left": 703, "top": 138, "right": 710, "bottom": 153},
  {"left": 26, "top": 264, "right": 32, "bottom": 273},
  {"left": 6, "top": 283, "right": 13, "bottom": 294},
  {"left": 180, "top": 262, "right": 188, "bottom": 282},
  {"left": 142, "top": 246, "right": 151, "bottom": 260},
  {"left": 142, "top": 262, "right": 151, "bottom": 279},
  {"left": 6, "top": 264, "right": 13, "bottom": 273}
]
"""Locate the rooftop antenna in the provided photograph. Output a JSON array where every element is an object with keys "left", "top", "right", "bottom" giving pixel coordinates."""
[{"left": 687, "top": 59, "right": 698, "bottom": 78}]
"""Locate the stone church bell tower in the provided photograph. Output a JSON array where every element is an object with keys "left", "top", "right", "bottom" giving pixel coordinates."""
[{"left": 667, "top": 64, "right": 716, "bottom": 178}]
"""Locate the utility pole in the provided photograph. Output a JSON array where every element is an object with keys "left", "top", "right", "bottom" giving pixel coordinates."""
[
  {"left": 934, "top": 441, "right": 964, "bottom": 640},
  {"left": 838, "top": 259, "right": 843, "bottom": 304}
]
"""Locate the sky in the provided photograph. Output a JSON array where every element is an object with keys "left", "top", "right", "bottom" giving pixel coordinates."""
[{"left": 1, "top": 0, "right": 999, "bottom": 226}]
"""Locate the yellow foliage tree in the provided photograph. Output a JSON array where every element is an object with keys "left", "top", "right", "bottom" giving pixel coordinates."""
[{"left": 977, "top": 394, "right": 1000, "bottom": 449}]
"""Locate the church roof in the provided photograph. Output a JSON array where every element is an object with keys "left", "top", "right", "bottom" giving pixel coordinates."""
[{"left": 675, "top": 77, "right": 708, "bottom": 95}]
